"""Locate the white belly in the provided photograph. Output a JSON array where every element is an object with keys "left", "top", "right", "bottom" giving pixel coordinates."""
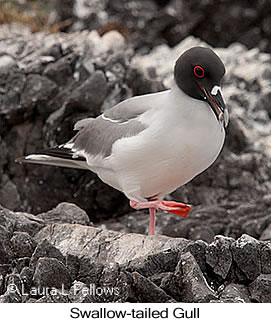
[{"left": 100, "top": 99, "right": 225, "bottom": 202}]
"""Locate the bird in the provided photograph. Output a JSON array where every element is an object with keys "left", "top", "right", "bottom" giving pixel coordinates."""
[{"left": 16, "top": 46, "right": 229, "bottom": 235}]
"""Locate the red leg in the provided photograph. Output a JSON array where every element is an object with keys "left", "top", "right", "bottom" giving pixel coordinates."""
[
  {"left": 130, "top": 200, "right": 191, "bottom": 217},
  {"left": 149, "top": 208, "right": 156, "bottom": 235},
  {"left": 129, "top": 199, "right": 191, "bottom": 235}
]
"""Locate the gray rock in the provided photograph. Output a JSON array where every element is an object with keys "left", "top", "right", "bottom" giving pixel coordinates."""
[
  {"left": 30, "top": 239, "right": 65, "bottom": 267},
  {"left": 0, "top": 55, "right": 16, "bottom": 71},
  {"left": 77, "top": 257, "right": 104, "bottom": 285},
  {"left": 0, "top": 272, "right": 22, "bottom": 303},
  {"left": 11, "top": 257, "right": 30, "bottom": 273},
  {"left": 0, "top": 225, "right": 13, "bottom": 264},
  {"left": 206, "top": 235, "right": 234, "bottom": 280},
  {"left": 249, "top": 274, "right": 271, "bottom": 302},
  {"left": 20, "top": 266, "right": 34, "bottom": 294},
  {"left": 231, "top": 234, "right": 262, "bottom": 282},
  {"left": 0, "top": 205, "right": 45, "bottom": 236},
  {"left": 218, "top": 283, "right": 251, "bottom": 303},
  {"left": 43, "top": 55, "right": 74, "bottom": 86},
  {"left": 33, "top": 257, "right": 72, "bottom": 290},
  {"left": 65, "top": 70, "right": 108, "bottom": 112},
  {"left": 179, "top": 252, "right": 217, "bottom": 302},
  {"left": 260, "top": 242, "right": 271, "bottom": 274},
  {"left": 0, "top": 290, "right": 21, "bottom": 303},
  {"left": 65, "top": 253, "right": 80, "bottom": 282},
  {"left": 34, "top": 223, "right": 190, "bottom": 264},
  {"left": 0, "top": 28, "right": 132, "bottom": 219},
  {"left": 36, "top": 202, "right": 89, "bottom": 225},
  {"left": 131, "top": 271, "right": 175, "bottom": 303},
  {"left": 69, "top": 281, "right": 94, "bottom": 303},
  {"left": 0, "top": 137, "right": 7, "bottom": 176},
  {"left": 260, "top": 222, "right": 271, "bottom": 241},
  {"left": 0, "top": 175, "right": 21, "bottom": 210},
  {"left": 124, "top": 249, "right": 179, "bottom": 277},
  {"left": 184, "top": 240, "right": 208, "bottom": 274},
  {"left": 6, "top": 272, "right": 22, "bottom": 294},
  {"left": 35, "top": 291, "right": 70, "bottom": 303},
  {"left": 10, "top": 232, "right": 37, "bottom": 258},
  {"left": 75, "top": 264, "right": 133, "bottom": 302},
  {"left": 49, "top": 290, "right": 70, "bottom": 303},
  {"left": 19, "top": 74, "right": 57, "bottom": 120},
  {"left": 162, "top": 252, "right": 217, "bottom": 302}
]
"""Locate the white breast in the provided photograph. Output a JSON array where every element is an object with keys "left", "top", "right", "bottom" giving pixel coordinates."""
[{"left": 98, "top": 85, "right": 226, "bottom": 202}]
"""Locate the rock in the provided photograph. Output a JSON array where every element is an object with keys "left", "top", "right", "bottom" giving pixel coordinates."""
[
  {"left": 10, "top": 232, "right": 37, "bottom": 258},
  {"left": 0, "top": 225, "right": 13, "bottom": 264},
  {"left": 69, "top": 281, "right": 93, "bottom": 303},
  {"left": 6, "top": 272, "right": 22, "bottom": 294},
  {"left": 19, "top": 74, "right": 57, "bottom": 122},
  {"left": 179, "top": 252, "right": 217, "bottom": 302},
  {"left": 231, "top": 234, "right": 262, "bottom": 282},
  {"left": 43, "top": 55, "right": 74, "bottom": 86},
  {"left": 11, "top": 257, "right": 30, "bottom": 273},
  {"left": 101, "top": 31, "right": 126, "bottom": 52},
  {"left": 218, "top": 283, "right": 251, "bottom": 303},
  {"left": 0, "top": 138, "right": 7, "bottom": 176},
  {"left": 85, "top": 263, "right": 133, "bottom": 303},
  {"left": 206, "top": 235, "right": 234, "bottom": 280},
  {"left": 162, "top": 252, "right": 217, "bottom": 302},
  {"left": 30, "top": 239, "right": 65, "bottom": 267},
  {"left": 65, "top": 70, "right": 108, "bottom": 112},
  {"left": 0, "top": 290, "right": 21, "bottom": 303},
  {"left": 65, "top": 254, "right": 80, "bottom": 282},
  {"left": 0, "top": 206, "right": 45, "bottom": 236},
  {"left": 260, "top": 222, "right": 271, "bottom": 241},
  {"left": 124, "top": 249, "right": 179, "bottom": 277},
  {"left": 131, "top": 271, "right": 175, "bottom": 303},
  {"left": 0, "top": 55, "right": 16, "bottom": 71},
  {"left": 36, "top": 202, "right": 89, "bottom": 225},
  {"left": 113, "top": 270, "right": 134, "bottom": 302},
  {"left": 260, "top": 242, "right": 271, "bottom": 274},
  {"left": 48, "top": 290, "right": 70, "bottom": 303},
  {"left": 249, "top": 274, "right": 271, "bottom": 302},
  {"left": 35, "top": 291, "right": 70, "bottom": 303},
  {"left": 20, "top": 266, "right": 34, "bottom": 294},
  {"left": 32, "top": 257, "right": 72, "bottom": 290},
  {"left": 0, "top": 175, "right": 21, "bottom": 210},
  {"left": 184, "top": 240, "right": 208, "bottom": 274},
  {"left": 77, "top": 257, "right": 104, "bottom": 285},
  {"left": 69, "top": 268, "right": 132, "bottom": 303},
  {"left": 0, "top": 272, "right": 22, "bottom": 303},
  {"left": 34, "top": 223, "right": 190, "bottom": 264},
  {"left": 0, "top": 27, "right": 132, "bottom": 219}
]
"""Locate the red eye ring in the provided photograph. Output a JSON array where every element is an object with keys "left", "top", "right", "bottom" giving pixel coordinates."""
[{"left": 193, "top": 65, "right": 205, "bottom": 78}]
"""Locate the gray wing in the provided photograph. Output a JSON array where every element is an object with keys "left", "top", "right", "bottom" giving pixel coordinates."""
[
  {"left": 16, "top": 93, "right": 159, "bottom": 168},
  {"left": 70, "top": 95, "right": 152, "bottom": 158},
  {"left": 102, "top": 96, "right": 151, "bottom": 122}
]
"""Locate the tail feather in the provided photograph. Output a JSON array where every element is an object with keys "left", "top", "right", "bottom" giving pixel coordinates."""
[{"left": 15, "top": 146, "right": 88, "bottom": 170}]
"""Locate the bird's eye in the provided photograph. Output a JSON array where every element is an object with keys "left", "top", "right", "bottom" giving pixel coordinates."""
[{"left": 193, "top": 65, "right": 205, "bottom": 78}]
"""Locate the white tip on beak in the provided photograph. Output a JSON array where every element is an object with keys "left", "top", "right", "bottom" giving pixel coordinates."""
[{"left": 211, "top": 85, "right": 221, "bottom": 96}]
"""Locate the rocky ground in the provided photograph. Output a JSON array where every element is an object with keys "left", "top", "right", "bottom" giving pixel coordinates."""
[{"left": 0, "top": 0, "right": 271, "bottom": 303}]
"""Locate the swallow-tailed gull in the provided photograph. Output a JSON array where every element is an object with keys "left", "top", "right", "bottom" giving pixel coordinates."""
[{"left": 16, "top": 47, "right": 229, "bottom": 235}]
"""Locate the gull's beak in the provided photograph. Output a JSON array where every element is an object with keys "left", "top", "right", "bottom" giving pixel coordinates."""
[{"left": 200, "top": 85, "right": 229, "bottom": 128}]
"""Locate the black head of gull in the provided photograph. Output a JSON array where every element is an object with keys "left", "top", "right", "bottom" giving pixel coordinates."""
[{"left": 174, "top": 47, "right": 228, "bottom": 127}]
